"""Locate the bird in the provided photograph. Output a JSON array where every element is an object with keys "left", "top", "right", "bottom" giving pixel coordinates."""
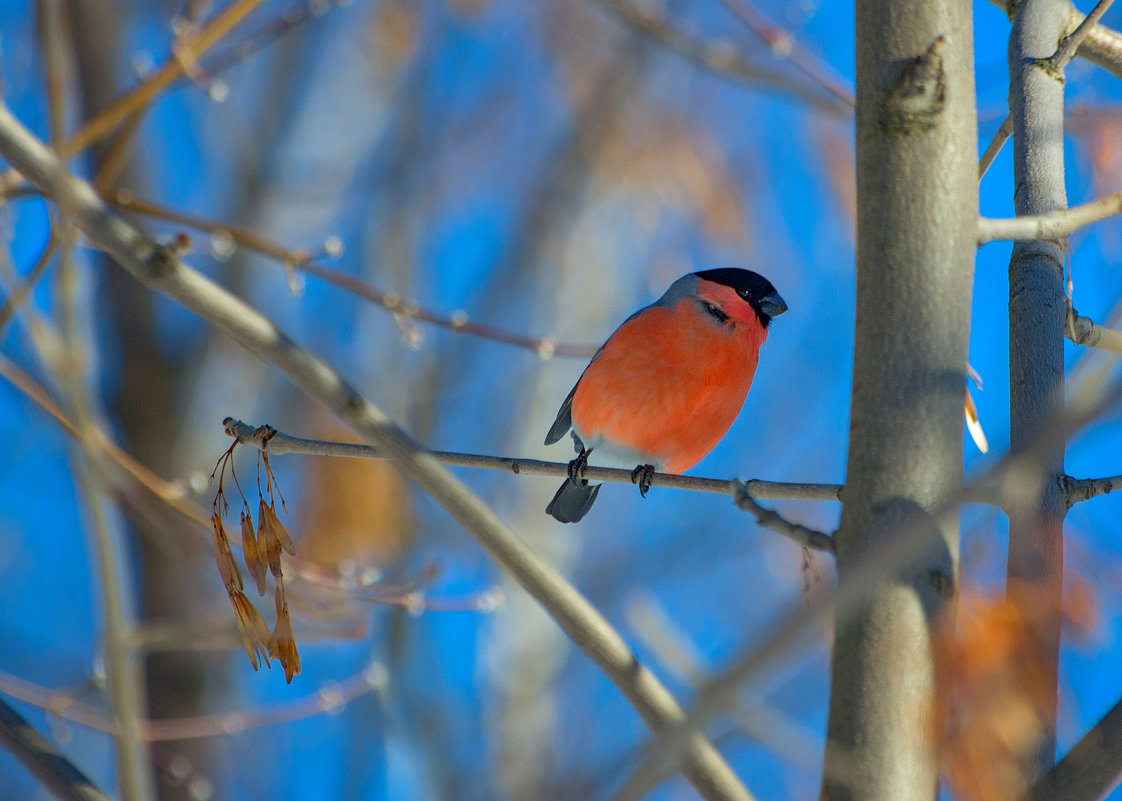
[{"left": 544, "top": 268, "right": 787, "bottom": 523}]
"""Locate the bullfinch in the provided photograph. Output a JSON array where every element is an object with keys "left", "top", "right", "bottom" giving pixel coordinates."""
[{"left": 544, "top": 268, "right": 787, "bottom": 523}]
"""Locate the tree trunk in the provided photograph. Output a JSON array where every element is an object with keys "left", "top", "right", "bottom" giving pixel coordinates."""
[
  {"left": 822, "top": 0, "right": 977, "bottom": 798},
  {"left": 1006, "top": 0, "right": 1069, "bottom": 780}
]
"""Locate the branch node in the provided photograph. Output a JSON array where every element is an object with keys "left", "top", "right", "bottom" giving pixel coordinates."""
[{"left": 880, "top": 35, "right": 947, "bottom": 132}]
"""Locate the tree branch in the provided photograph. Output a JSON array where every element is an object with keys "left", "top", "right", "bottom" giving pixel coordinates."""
[
  {"left": 589, "top": 0, "right": 851, "bottom": 115},
  {"left": 1066, "top": 306, "right": 1122, "bottom": 355},
  {"left": 1062, "top": 472, "right": 1122, "bottom": 504},
  {"left": 108, "top": 193, "right": 598, "bottom": 359},
  {"left": 1049, "top": 0, "right": 1118, "bottom": 69},
  {"left": 0, "top": 102, "right": 754, "bottom": 801},
  {"left": 1026, "top": 695, "right": 1122, "bottom": 801},
  {"left": 224, "top": 416, "right": 844, "bottom": 500},
  {"left": 0, "top": 695, "right": 112, "bottom": 801},
  {"left": 0, "top": 661, "right": 384, "bottom": 742},
  {"left": 986, "top": 0, "right": 1122, "bottom": 77},
  {"left": 730, "top": 481, "right": 835, "bottom": 552},
  {"left": 977, "top": 189, "right": 1122, "bottom": 243}
]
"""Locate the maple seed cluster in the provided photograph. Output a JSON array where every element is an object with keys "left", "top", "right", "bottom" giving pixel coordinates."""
[{"left": 211, "top": 435, "right": 301, "bottom": 682}]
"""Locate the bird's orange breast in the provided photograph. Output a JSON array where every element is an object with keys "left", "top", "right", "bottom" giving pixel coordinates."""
[{"left": 570, "top": 298, "right": 766, "bottom": 473}]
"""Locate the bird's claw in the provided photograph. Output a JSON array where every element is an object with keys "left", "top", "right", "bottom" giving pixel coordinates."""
[
  {"left": 568, "top": 448, "right": 591, "bottom": 483},
  {"left": 631, "top": 464, "right": 655, "bottom": 497}
]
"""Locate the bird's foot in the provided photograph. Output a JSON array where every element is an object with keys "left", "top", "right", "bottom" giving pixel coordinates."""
[
  {"left": 567, "top": 448, "right": 592, "bottom": 483},
  {"left": 630, "top": 464, "right": 656, "bottom": 497}
]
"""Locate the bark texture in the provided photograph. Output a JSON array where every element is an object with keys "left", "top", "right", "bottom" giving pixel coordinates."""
[
  {"left": 1006, "top": 0, "right": 1070, "bottom": 779},
  {"left": 822, "top": 1, "right": 977, "bottom": 799}
]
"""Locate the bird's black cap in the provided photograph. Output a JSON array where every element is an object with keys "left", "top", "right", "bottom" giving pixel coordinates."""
[{"left": 695, "top": 268, "right": 788, "bottom": 325}]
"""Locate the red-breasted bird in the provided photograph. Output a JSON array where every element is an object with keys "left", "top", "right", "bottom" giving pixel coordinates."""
[{"left": 544, "top": 268, "right": 787, "bottom": 523}]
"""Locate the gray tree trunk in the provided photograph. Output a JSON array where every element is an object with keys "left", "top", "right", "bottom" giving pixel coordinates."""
[
  {"left": 822, "top": 1, "right": 977, "bottom": 799},
  {"left": 1006, "top": 0, "right": 1070, "bottom": 779}
]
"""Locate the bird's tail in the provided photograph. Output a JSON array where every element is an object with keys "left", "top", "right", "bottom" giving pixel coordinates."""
[{"left": 546, "top": 480, "right": 601, "bottom": 524}]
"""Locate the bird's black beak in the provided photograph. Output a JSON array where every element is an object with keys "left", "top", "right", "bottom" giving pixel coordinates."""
[{"left": 759, "top": 292, "right": 788, "bottom": 318}]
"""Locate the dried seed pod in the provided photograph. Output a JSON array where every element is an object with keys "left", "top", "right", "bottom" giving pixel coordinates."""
[
  {"left": 229, "top": 590, "right": 270, "bottom": 670},
  {"left": 241, "top": 510, "right": 268, "bottom": 596},
  {"left": 210, "top": 514, "right": 243, "bottom": 594},
  {"left": 267, "top": 581, "right": 301, "bottom": 683},
  {"left": 258, "top": 498, "right": 283, "bottom": 578}
]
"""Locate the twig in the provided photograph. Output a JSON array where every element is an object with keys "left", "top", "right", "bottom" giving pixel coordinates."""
[
  {"left": 1026, "top": 695, "right": 1122, "bottom": 801},
  {"left": 0, "top": 354, "right": 501, "bottom": 611},
  {"left": 1049, "top": 0, "right": 1118, "bottom": 70},
  {"left": 61, "top": 0, "right": 266, "bottom": 156},
  {"left": 986, "top": 0, "right": 1122, "bottom": 78},
  {"left": 1066, "top": 306, "right": 1122, "bottom": 356},
  {"left": 109, "top": 193, "right": 597, "bottom": 359},
  {"left": 224, "top": 416, "right": 844, "bottom": 504},
  {"left": 609, "top": 374, "right": 1122, "bottom": 801},
  {"left": 0, "top": 233, "right": 56, "bottom": 335},
  {"left": 0, "top": 102, "right": 754, "bottom": 801},
  {"left": 716, "top": 0, "right": 855, "bottom": 108},
  {"left": 1062, "top": 473, "right": 1122, "bottom": 505},
  {"left": 0, "top": 695, "right": 112, "bottom": 801},
  {"left": 977, "top": 189, "right": 1122, "bottom": 243},
  {"left": 731, "top": 481, "right": 835, "bottom": 552},
  {"left": 979, "top": 114, "right": 1013, "bottom": 179},
  {"left": 0, "top": 663, "right": 385, "bottom": 742},
  {"left": 590, "top": 0, "right": 851, "bottom": 115}
]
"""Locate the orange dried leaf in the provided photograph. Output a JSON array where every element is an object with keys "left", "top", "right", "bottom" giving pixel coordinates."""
[
  {"left": 229, "top": 590, "right": 270, "bottom": 671},
  {"left": 210, "top": 514, "right": 243, "bottom": 594},
  {"left": 241, "top": 510, "right": 267, "bottom": 596}
]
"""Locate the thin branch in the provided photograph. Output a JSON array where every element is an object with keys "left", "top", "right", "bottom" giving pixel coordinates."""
[
  {"left": 977, "top": 189, "right": 1122, "bottom": 243},
  {"left": 110, "top": 193, "right": 598, "bottom": 359},
  {"left": 60, "top": 0, "right": 266, "bottom": 156},
  {"left": 610, "top": 376, "right": 1122, "bottom": 801},
  {"left": 1066, "top": 306, "right": 1122, "bottom": 356},
  {"left": 979, "top": 114, "right": 1013, "bottom": 179},
  {"left": 1050, "top": 0, "right": 1118, "bottom": 69},
  {"left": 731, "top": 481, "right": 835, "bottom": 552},
  {"left": 0, "top": 695, "right": 112, "bottom": 801},
  {"left": 0, "top": 233, "right": 56, "bottom": 334},
  {"left": 1026, "top": 695, "right": 1122, "bottom": 801},
  {"left": 0, "top": 354, "right": 501, "bottom": 610},
  {"left": 0, "top": 663, "right": 384, "bottom": 742},
  {"left": 716, "top": 0, "right": 855, "bottom": 108},
  {"left": 0, "top": 103, "right": 754, "bottom": 801},
  {"left": 224, "top": 416, "right": 844, "bottom": 503},
  {"left": 56, "top": 222, "right": 155, "bottom": 799},
  {"left": 590, "top": 0, "right": 851, "bottom": 115},
  {"left": 986, "top": 0, "right": 1122, "bottom": 78},
  {"left": 1062, "top": 473, "right": 1122, "bottom": 505}
]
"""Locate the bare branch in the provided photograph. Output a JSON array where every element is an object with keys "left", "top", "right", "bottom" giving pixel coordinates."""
[
  {"left": 1049, "top": 0, "right": 1118, "bottom": 69},
  {"left": 590, "top": 0, "right": 852, "bottom": 115},
  {"left": 0, "top": 102, "right": 754, "bottom": 801},
  {"left": 731, "top": 481, "right": 835, "bottom": 552},
  {"left": 109, "top": 193, "right": 598, "bottom": 359},
  {"left": 979, "top": 114, "right": 1013, "bottom": 179},
  {"left": 1063, "top": 473, "right": 1122, "bottom": 504},
  {"left": 715, "top": 0, "right": 855, "bottom": 108},
  {"left": 1066, "top": 306, "right": 1122, "bottom": 355},
  {"left": 987, "top": 0, "right": 1122, "bottom": 77},
  {"left": 0, "top": 695, "right": 112, "bottom": 801},
  {"left": 224, "top": 416, "right": 844, "bottom": 503},
  {"left": 0, "top": 662, "right": 384, "bottom": 742},
  {"left": 1026, "top": 695, "right": 1122, "bottom": 801},
  {"left": 977, "top": 189, "right": 1122, "bottom": 243}
]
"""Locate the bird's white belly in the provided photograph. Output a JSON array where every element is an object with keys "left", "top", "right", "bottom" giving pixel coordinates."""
[{"left": 569, "top": 429, "right": 668, "bottom": 471}]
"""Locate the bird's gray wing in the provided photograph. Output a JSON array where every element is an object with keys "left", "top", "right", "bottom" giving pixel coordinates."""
[{"left": 544, "top": 343, "right": 607, "bottom": 446}]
